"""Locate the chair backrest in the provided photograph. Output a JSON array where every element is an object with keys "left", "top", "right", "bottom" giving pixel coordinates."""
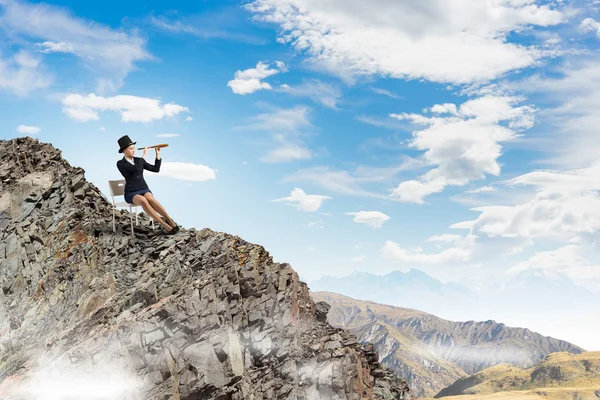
[{"left": 108, "top": 179, "right": 126, "bottom": 197}]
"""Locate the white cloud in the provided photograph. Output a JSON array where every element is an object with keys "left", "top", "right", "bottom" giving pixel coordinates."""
[
  {"left": 272, "top": 187, "right": 332, "bottom": 212},
  {"left": 156, "top": 133, "right": 179, "bottom": 138},
  {"left": 246, "top": 0, "right": 564, "bottom": 85},
  {"left": 355, "top": 115, "right": 408, "bottom": 130},
  {"left": 507, "top": 245, "right": 581, "bottom": 277},
  {"left": 149, "top": 14, "right": 267, "bottom": 45},
  {"left": 36, "top": 40, "right": 74, "bottom": 53},
  {"left": 430, "top": 103, "right": 458, "bottom": 115},
  {"left": 388, "top": 95, "right": 535, "bottom": 203},
  {"left": 98, "top": 126, "right": 106, "bottom": 131},
  {"left": 160, "top": 161, "right": 216, "bottom": 182},
  {"left": 345, "top": 211, "right": 390, "bottom": 228},
  {"left": 516, "top": 60, "right": 600, "bottom": 168},
  {"left": 240, "top": 105, "right": 310, "bottom": 132},
  {"left": 0, "top": 0, "right": 151, "bottom": 92},
  {"left": 302, "top": 220, "right": 324, "bottom": 229},
  {"left": 238, "top": 105, "right": 315, "bottom": 162},
  {"left": 284, "top": 163, "right": 416, "bottom": 199},
  {"left": 227, "top": 61, "right": 286, "bottom": 95},
  {"left": 0, "top": 50, "right": 52, "bottom": 95},
  {"left": 454, "top": 162, "right": 600, "bottom": 241},
  {"left": 279, "top": 79, "right": 341, "bottom": 108},
  {"left": 428, "top": 234, "right": 463, "bottom": 244},
  {"left": 260, "top": 145, "right": 311, "bottom": 163},
  {"left": 350, "top": 255, "right": 366, "bottom": 263},
  {"left": 17, "top": 124, "right": 40, "bottom": 134},
  {"left": 507, "top": 244, "right": 600, "bottom": 293},
  {"left": 370, "top": 87, "right": 400, "bottom": 99},
  {"left": 14, "top": 50, "right": 39, "bottom": 68},
  {"left": 61, "top": 93, "right": 189, "bottom": 122},
  {"left": 185, "top": 116, "right": 193, "bottom": 121},
  {"left": 508, "top": 164, "right": 600, "bottom": 192},
  {"left": 465, "top": 186, "right": 497, "bottom": 194},
  {"left": 580, "top": 17, "right": 600, "bottom": 36},
  {"left": 450, "top": 220, "right": 474, "bottom": 230},
  {"left": 389, "top": 179, "right": 446, "bottom": 204},
  {"left": 284, "top": 167, "right": 379, "bottom": 197},
  {"left": 382, "top": 235, "right": 475, "bottom": 264}
]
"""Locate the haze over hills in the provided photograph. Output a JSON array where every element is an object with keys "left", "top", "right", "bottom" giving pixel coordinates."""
[
  {"left": 309, "top": 269, "right": 599, "bottom": 351},
  {"left": 432, "top": 351, "right": 600, "bottom": 399},
  {"left": 312, "top": 291, "right": 584, "bottom": 399}
]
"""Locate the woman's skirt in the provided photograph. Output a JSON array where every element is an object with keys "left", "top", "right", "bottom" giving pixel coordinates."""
[{"left": 125, "top": 188, "right": 152, "bottom": 204}]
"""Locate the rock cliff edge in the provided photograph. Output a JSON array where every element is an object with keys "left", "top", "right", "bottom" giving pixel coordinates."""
[{"left": 0, "top": 137, "right": 410, "bottom": 400}]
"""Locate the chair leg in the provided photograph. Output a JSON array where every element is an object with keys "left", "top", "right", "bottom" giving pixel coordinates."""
[
  {"left": 112, "top": 209, "right": 115, "bottom": 233},
  {"left": 135, "top": 206, "right": 139, "bottom": 226},
  {"left": 130, "top": 208, "right": 134, "bottom": 237}
]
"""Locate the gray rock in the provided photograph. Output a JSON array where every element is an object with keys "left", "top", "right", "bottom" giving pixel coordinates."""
[
  {"left": 182, "top": 342, "right": 227, "bottom": 388},
  {"left": 315, "top": 300, "right": 331, "bottom": 322}
]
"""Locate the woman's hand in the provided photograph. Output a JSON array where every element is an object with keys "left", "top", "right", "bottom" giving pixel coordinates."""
[
  {"left": 155, "top": 147, "right": 161, "bottom": 159},
  {"left": 142, "top": 146, "right": 150, "bottom": 158}
]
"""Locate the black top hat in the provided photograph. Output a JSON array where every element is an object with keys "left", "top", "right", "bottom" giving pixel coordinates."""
[{"left": 117, "top": 135, "right": 136, "bottom": 153}]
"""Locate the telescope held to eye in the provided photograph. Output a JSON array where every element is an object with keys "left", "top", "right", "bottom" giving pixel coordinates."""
[{"left": 137, "top": 144, "right": 169, "bottom": 150}]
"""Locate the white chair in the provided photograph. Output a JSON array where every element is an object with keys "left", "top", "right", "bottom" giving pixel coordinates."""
[{"left": 108, "top": 179, "right": 154, "bottom": 236}]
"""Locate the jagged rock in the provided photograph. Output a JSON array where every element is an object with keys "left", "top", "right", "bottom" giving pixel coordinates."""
[
  {"left": 0, "top": 137, "right": 411, "bottom": 399},
  {"left": 315, "top": 301, "right": 331, "bottom": 323}
]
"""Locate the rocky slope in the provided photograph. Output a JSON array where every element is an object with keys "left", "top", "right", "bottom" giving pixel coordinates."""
[
  {"left": 311, "top": 292, "right": 584, "bottom": 399},
  {"left": 433, "top": 351, "right": 600, "bottom": 399},
  {"left": 0, "top": 137, "right": 410, "bottom": 400},
  {"left": 350, "top": 319, "right": 468, "bottom": 399}
]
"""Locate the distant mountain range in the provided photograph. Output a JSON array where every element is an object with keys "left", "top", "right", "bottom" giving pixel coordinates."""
[
  {"left": 308, "top": 269, "right": 477, "bottom": 321},
  {"left": 311, "top": 291, "right": 584, "bottom": 399},
  {"left": 308, "top": 268, "right": 600, "bottom": 344}
]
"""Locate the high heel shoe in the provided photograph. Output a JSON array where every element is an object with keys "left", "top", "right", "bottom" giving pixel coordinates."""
[
  {"left": 161, "top": 217, "right": 179, "bottom": 234},
  {"left": 163, "top": 225, "right": 177, "bottom": 235}
]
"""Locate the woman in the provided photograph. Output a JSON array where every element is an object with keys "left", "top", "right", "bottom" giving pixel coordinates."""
[{"left": 116, "top": 135, "right": 179, "bottom": 235}]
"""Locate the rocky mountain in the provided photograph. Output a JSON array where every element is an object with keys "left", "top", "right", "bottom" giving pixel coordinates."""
[
  {"left": 311, "top": 292, "right": 584, "bottom": 399},
  {"left": 0, "top": 137, "right": 410, "bottom": 400},
  {"left": 433, "top": 351, "right": 600, "bottom": 399}
]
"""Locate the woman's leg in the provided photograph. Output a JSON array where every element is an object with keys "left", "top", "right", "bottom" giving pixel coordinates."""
[
  {"left": 143, "top": 192, "right": 176, "bottom": 227},
  {"left": 132, "top": 194, "right": 172, "bottom": 230}
]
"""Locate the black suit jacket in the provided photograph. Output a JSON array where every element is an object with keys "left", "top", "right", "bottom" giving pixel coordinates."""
[{"left": 116, "top": 156, "right": 162, "bottom": 194}]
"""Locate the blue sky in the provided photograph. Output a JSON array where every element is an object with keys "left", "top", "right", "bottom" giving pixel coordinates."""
[{"left": 2, "top": 0, "right": 600, "bottom": 349}]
